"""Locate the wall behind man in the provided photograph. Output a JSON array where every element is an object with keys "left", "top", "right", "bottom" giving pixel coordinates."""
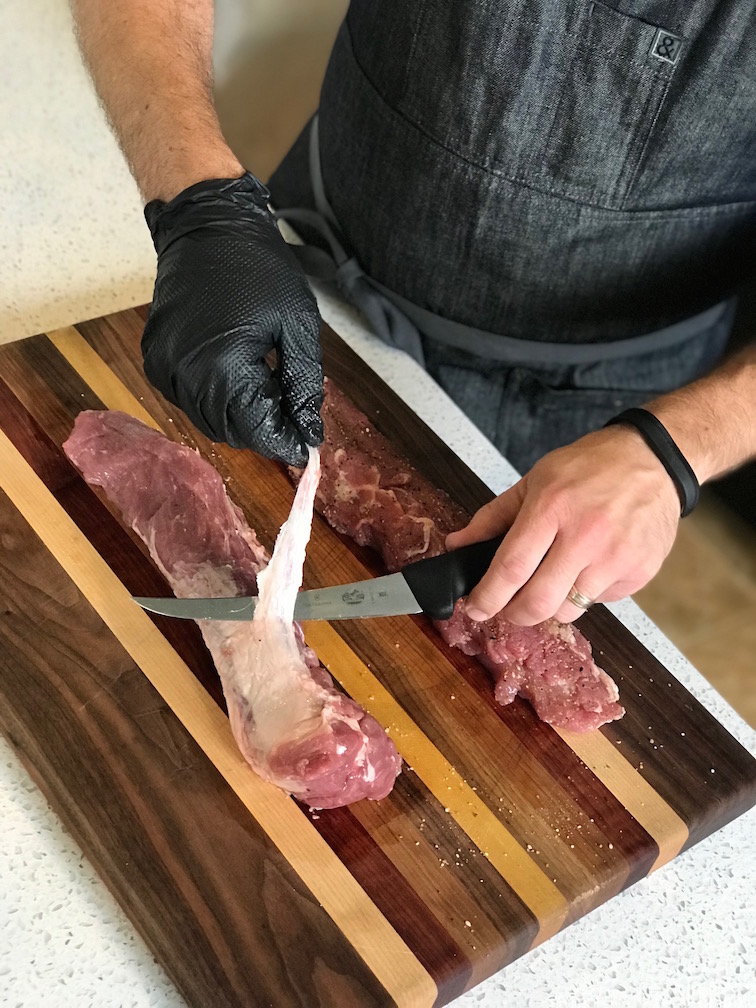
[
  {"left": 213, "top": 0, "right": 348, "bottom": 181},
  {"left": 712, "top": 286, "right": 756, "bottom": 529}
]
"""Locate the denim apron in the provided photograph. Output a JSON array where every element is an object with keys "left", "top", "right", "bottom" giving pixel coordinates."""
[{"left": 269, "top": 1, "right": 756, "bottom": 472}]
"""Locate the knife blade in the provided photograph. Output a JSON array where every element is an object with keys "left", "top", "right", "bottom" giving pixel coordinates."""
[{"left": 133, "top": 535, "right": 504, "bottom": 623}]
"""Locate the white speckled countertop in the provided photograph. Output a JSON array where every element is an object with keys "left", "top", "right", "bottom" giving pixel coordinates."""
[{"left": 1, "top": 2, "right": 755, "bottom": 1006}]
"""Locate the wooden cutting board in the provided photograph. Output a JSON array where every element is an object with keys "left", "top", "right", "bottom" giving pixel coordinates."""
[{"left": 0, "top": 307, "right": 754, "bottom": 1008}]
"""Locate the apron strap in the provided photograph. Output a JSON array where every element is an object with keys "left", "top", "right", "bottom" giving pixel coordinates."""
[{"left": 274, "top": 116, "right": 427, "bottom": 367}]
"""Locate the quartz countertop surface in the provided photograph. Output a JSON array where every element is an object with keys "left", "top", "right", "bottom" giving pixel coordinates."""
[{"left": 1, "top": 2, "right": 755, "bottom": 1006}]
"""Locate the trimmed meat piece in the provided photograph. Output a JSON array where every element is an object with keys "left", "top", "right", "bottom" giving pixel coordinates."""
[
  {"left": 301, "top": 380, "right": 624, "bottom": 732},
  {"left": 437, "top": 603, "right": 622, "bottom": 732},
  {"left": 64, "top": 410, "right": 401, "bottom": 808}
]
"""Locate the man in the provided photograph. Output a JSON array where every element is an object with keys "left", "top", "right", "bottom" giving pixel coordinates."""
[{"left": 72, "top": 0, "right": 756, "bottom": 626}]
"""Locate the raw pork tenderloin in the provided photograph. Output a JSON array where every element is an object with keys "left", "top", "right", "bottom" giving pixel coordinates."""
[
  {"left": 64, "top": 410, "right": 401, "bottom": 808},
  {"left": 297, "top": 380, "right": 623, "bottom": 733}
]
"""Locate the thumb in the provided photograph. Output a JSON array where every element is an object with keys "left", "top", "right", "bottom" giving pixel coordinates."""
[{"left": 445, "top": 480, "right": 525, "bottom": 550}]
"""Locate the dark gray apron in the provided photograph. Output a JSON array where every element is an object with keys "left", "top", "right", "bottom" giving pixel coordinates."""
[{"left": 269, "top": 1, "right": 755, "bottom": 472}]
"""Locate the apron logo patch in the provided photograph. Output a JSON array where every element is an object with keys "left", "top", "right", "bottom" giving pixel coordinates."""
[{"left": 651, "top": 29, "right": 683, "bottom": 65}]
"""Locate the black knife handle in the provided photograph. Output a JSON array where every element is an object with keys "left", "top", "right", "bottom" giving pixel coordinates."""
[{"left": 401, "top": 536, "right": 505, "bottom": 621}]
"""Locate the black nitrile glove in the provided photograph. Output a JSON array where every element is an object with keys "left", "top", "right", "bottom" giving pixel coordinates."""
[{"left": 142, "top": 172, "right": 324, "bottom": 466}]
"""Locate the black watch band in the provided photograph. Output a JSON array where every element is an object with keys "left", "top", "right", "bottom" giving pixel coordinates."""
[{"left": 604, "top": 407, "right": 700, "bottom": 517}]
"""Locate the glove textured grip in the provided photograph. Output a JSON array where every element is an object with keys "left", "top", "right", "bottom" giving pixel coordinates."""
[{"left": 142, "top": 172, "right": 323, "bottom": 466}]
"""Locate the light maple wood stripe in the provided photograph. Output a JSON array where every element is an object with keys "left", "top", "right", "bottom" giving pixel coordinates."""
[
  {"left": 0, "top": 429, "right": 436, "bottom": 1008},
  {"left": 556, "top": 728, "right": 688, "bottom": 870},
  {"left": 302, "top": 622, "right": 568, "bottom": 945},
  {"left": 47, "top": 327, "right": 162, "bottom": 431}
]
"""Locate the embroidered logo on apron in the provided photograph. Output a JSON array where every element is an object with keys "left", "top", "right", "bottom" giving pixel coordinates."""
[{"left": 651, "top": 29, "right": 683, "bottom": 65}]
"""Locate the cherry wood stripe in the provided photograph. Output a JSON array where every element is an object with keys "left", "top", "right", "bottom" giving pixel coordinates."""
[
  {"left": 322, "top": 616, "right": 628, "bottom": 924},
  {"left": 312, "top": 806, "right": 472, "bottom": 1003},
  {"left": 343, "top": 766, "right": 539, "bottom": 988},
  {"left": 303, "top": 622, "right": 568, "bottom": 942},
  {"left": 0, "top": 426, "right": 437, "bottom": 1008},
  {"left": 259, "top": 456, "right": 665, "bottom": 891}
]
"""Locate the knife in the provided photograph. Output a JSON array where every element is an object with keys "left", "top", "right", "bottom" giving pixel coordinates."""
[{"left": 132, "top": 536, "right": 504, "bottom": 623}]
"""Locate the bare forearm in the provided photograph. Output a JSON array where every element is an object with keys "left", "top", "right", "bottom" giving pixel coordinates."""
[
  {"left": 71, "top": 0, "right": 243, "bottom": 201},
  {"left": 646, "top": 342, "right": 756, "bottom": 483}
]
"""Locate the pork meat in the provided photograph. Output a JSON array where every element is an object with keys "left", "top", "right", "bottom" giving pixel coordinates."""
[{"left": 63, "top": 410, "right": 401, "bottom": 808}]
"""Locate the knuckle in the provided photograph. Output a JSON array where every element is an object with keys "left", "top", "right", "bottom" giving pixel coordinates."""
[
  {"left": 524, "top": 589, "right": 555, "bottom": 618},
  {"left": 474, "top": 500, "right": 500, "bottom": 524},
  {"left": 542, "top": 484, "right": 571, "bottom": 515},
  {"left": 506, "top": 588, "right": 556, "bottom": 626},
  {"left": 520, "top": 592, "right": 556, "bottom": 616},
  {"left": 498, "top": 553, "right": 532, "bottom": 584}
]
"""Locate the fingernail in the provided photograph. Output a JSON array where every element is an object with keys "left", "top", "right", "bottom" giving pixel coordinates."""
[{"left": 465, "top": 605, "right": 487, "bottom": 622}]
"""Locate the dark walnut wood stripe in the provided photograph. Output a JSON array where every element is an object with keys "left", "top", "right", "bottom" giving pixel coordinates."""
[
  {"left": 0, "top": 352, "right": 537, "bottom": 996},
  {"left": 312, "top": 806, "right": 473, "bottom": 1002},
  {"left": 591, "top": 606, "right": 756, "bottom": 850},
  {"left": 406, "top": 616, "right": 658, "bottom": 890},
  {"left": 0, "top": 374, "right": 227, "bottom": 714},
  {"left": 343, "top": 768, "right": 540, "bottom": 988}
]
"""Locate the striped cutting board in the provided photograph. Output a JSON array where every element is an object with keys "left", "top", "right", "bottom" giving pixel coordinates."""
[{"left": 0, "top": 307, "right": 754, "bottom": 1008}]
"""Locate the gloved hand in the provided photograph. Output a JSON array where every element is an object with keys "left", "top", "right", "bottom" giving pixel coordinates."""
[{"left": 142, "top": 172, "right": 324, "bottom": 466}]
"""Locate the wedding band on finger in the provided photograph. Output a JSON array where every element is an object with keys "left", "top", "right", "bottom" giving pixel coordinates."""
[{"left": 566, "top": 585, "right": 594, "bottom": 610}]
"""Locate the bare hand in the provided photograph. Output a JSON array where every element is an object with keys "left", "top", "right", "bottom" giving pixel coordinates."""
[{"left": 446, "top": 427, "right": 681, "bottom": 625}]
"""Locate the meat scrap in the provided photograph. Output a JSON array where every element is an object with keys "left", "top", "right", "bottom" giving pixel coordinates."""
[
  {"left": 437, "top": 605, "right": 623, "bottom": 733},
  {"left": 64, "top": 410, "right": 401, "bottom": 808},
  {"left": 298, "top": 379, "right": 623, "bottom": 733}
]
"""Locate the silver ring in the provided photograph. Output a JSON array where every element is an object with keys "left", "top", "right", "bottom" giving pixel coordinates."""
[{"left": 566, "top": 585, "right": 594, "bottom": 610}]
